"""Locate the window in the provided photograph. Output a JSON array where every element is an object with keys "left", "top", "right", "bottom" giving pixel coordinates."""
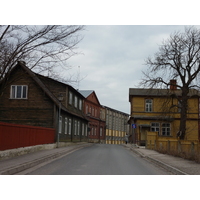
[
  {"left": 68, "top": 118, "right": 72, "bottom": 135},
  {"left": 74, "top": 96, "right": 78, "bottom": 108},
  {"left": 100, "top": 127, "right": 103, "bottom": 137},
  {"left": 161, "top": 123, "right": 170, "bottom": 136},
  {"left": 69, "top": 92, "right": 73, "bottom": 105},
  {"left": 151, "top": 122, "right": 160, "bottom": 133},
  {"left": 86, "top": 105, "right": 88, "bottom": 114},
  {"left": 145, "top": 99, "right": 153, "bottom": 112},
  {"left": 116, "top": 117, "right": 118, "bottom": 130},
  {"left": 59, "top": 116, "right": 62, "bottom": 134},
  {"left": 11, "top": 85, "right": 28, "bottom": 99},
  {"left": 91, "top": 127, "right": 94, "bottom": 135},
  {"left": 64, "top": 118, "right": 68, "bottom": 134},
  {"left": 79, "top": 99, "right": 82, "bottom": 110},
  {"left": 77, "top": 121, "right": 80, "bottom": 136},
  {"left": 106, "top": 113, "right": 109, "bottom": 123},
  {"left": 85, "top": 124, "right": 88, "bottom": 136},
  {"left": 82, "top": 123, "right": 84, "bottom": 136},
  {"left": 74, "top": 120, "right": 77, "bottom": 135}
]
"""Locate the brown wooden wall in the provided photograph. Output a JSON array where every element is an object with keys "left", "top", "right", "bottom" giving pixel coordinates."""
[{"left": 0, "top": 67, "right": 55, "bottom": 128}]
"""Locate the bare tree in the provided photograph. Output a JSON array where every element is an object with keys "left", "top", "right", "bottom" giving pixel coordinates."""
[
  {"left": 142, "top": 26, "right": 200, "bottom": 140},
  {"left": 0, "top": 25, "right": 84, "bottom": 93}
]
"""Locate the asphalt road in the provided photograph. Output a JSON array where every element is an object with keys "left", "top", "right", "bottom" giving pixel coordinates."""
[{"left": 26, "top": 144, "right": 170, "bottom": 175}]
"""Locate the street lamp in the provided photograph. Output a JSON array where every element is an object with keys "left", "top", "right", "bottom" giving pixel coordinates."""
[{"left": 57, "top": 93, "right": 64, "bottom": 148}]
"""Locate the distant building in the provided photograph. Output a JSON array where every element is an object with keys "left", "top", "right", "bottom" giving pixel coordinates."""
[
  {"left": 103, "top": 106, "right": 129, "bottom": 144},
  {"left": 79, "top": 90, "right": 106, "bottom": 143}
]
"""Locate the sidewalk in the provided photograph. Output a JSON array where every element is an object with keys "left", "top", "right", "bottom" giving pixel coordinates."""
[
  {"left": 0, "top": 143, "right": 93, "bottom": 175},
  {"left": 125, "top": 143, "right": 200, "bottom": 175},
  {"left": 1, "top": 143, "right": 200, "bottom": 175}
]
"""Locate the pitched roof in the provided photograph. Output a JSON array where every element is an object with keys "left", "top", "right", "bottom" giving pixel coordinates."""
[
  {"left": 11, "top": 61, "right": 87, "bottom": 120},
  {"left": 129, "top": 88, "right": 200, "bottom": 98},
  {"left": 79, "top": 90, "right": 94, "bottom": 98},
  {"left": 79, "top": 90, "right": 101, "bottom": 105}
]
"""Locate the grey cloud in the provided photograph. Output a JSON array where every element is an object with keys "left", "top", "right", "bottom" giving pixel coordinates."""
[{"left": 63, "top": 25, "right": 191, "bottom": 113}]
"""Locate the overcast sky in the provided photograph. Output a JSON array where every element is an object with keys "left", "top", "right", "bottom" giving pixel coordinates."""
[
  {"left": 64, "top": 25, "right": 191, "bottom": 114},
  {"left": 4, "top": 1, "right": 199, "bottom": 115}
]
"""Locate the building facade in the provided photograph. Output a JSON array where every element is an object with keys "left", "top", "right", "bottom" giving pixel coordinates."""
[
  {"left": 0, "top": 61, "right": 88, "bottom": 143},
  {"left": 104, "top": 106, "right": 129, "bottom": 144},
  {"left": 129, "top": 84, "right": 200, "bottom": 146},
  {"left": 79, "top": 90, "right": 106, "bottom": 143}
]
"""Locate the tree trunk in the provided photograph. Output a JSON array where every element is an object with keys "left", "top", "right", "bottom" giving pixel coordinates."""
[{"left": 179, "top": 87, "right": 189, "bottom": 140}]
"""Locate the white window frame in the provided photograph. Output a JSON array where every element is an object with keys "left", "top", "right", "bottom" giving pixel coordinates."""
[
  {"left": 69, "top": 92, "right": 73, "bottom": 105},
  {"left": 91, "top": 127, "right": 94, "bottom": 135},
  {"left": 77, "top": 121, "right": 80, "bottom": 136},
  {"left": 64, "top": 117, "right": 68, "bottom": 134},
  {"left": 145, "top": 99, "right": 153, "bottom": 112},
  {"left": 86, "top": 105, "right": 88, "bottom": 114},
  {"left": 74, "top": 96, "right": 78, "bottom": 108},
  {"left": 74, "top": 120, "right": 77, "bottom": 136},
  {"left": 151, "top": 122, "right": 160, "bottom": 133},
  {"left": 82, "top": 123, "right": 84, "bottom": 136},
  {"left": 161, "top": 123, "right": 171, "bottom": 136},
  {"left": 79, "top": 99, "right": 82, "bottom": 110},
  {"left": 10, "top": 85, "right": 28, "bottom": 99},
  {"left": 68, "top": 118, "right": 72, "bottom": 135},
  {"left": 100, "top": 127, "right": 103, "bottom": 137}
]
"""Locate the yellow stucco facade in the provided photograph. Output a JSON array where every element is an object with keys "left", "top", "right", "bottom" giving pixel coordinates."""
[
  {"left": 104, "top": 106, "right": 129, "bottom": 145},
  {"left": 129, "top": 88, "right": 199, "bottom": 145},
  {"left": 106, "top": 129, "right": 128, "bottom": 144}
]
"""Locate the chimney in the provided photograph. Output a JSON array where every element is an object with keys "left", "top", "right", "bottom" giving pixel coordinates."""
[{"left": 170, "top": 80, "right": 177, "bottom": 90}]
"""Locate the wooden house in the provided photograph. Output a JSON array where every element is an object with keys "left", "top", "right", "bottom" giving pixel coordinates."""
[
  {"left": 129, "top": 83, "right": 200, "bottom": 146},
  {"left": 0, "top": 61, "right": 88, "bottom": 143}
]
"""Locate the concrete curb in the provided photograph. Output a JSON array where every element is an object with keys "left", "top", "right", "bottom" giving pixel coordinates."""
[
  {"left": 0, "top": 142, "right": 89, "bottom": 160},
  {"left": 0, "top": 143, "right": 93, "bottom": 175},
  {"left": 145, "top": 156, "right": 188, "bottom": 175},
  {"left": 126, "top": 145, "right": 188, "bottom": 175}
]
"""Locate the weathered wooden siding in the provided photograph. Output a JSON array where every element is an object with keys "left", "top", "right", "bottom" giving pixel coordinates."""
[{"left": 0, "top": 66, "right": 55, "bottom": 128}]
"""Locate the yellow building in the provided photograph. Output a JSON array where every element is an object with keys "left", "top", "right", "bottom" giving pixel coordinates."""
[
  {"left": 104, "top": 106, "right": 129, "bottom": 144},
  {"left": 129, "top": 87, "right": 200, "bottom": 146}
]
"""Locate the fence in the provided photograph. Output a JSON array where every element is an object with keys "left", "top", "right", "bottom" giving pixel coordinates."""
[
  {"left": 0, "top": 122, "right": 55, "bottom": 151},
  {"left": 146, "top": 131, "right": 200, "bottom": 162}
]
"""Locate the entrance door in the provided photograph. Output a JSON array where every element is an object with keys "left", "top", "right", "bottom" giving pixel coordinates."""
[{"left": 140, "top": 127, "right": 150, "bottom": 146}]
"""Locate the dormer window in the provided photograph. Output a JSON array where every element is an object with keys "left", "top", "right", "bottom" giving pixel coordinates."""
[{"left": 10, "top": 85, "right": 28, "bottom": 99}]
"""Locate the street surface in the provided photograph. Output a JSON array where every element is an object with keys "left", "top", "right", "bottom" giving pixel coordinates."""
[{"left": 26, "top": 144, "right": 170, "bottom": 175}]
